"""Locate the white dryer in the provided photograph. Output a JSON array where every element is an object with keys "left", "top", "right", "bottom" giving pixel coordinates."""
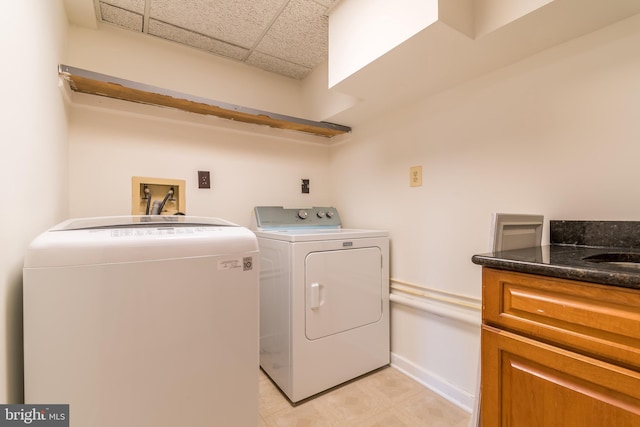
[
  {"left": 253, "top": 206, "right": 389, "bottom": 403},
  {"left": 23, "top": 216, "right": 259, "bottom": 427}
]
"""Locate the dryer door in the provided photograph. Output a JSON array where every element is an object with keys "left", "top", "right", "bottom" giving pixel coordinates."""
[{"left": 305, "top": 247, "right": 383, "bottom": 340}]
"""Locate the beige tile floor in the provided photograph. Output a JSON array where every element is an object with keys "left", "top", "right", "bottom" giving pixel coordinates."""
[{"left": 259, "top": 366, "right": 471, "bottom": 427}]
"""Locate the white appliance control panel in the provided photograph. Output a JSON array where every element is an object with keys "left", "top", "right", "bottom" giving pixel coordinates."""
[{"left": 254, "top": 206, "right": 341, "bottom": 229}]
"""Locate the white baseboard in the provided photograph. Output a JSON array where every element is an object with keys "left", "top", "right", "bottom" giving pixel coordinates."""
[{"left": 391, "top": 352, "right": 475, "bottom": 413}]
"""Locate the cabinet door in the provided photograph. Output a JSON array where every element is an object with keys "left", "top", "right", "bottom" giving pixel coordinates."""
[{"left": 482, "top": 326, "right": 640, "bottom": 427}]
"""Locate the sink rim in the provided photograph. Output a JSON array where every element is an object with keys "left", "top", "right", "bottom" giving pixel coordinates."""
[{"left": 582, "top": 252, "right": 640, "bottom": 265}]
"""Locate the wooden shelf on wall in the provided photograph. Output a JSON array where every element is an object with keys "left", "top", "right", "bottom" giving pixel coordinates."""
[{"left": 58, "top": 64, "right": 351, "bottom": 138}]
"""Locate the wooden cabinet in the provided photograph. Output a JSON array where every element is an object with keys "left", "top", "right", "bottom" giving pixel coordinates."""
[{"left": 481, "top": 267, "right": 640, "bottom": 426}]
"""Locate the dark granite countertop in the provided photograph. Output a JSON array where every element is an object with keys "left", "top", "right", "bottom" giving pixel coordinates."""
[
  {"left": 471, "top": 245, "right": 640, "bottom": 290},
  {"left": 471, "top": 220, "right": 640, "bottom": 290}
]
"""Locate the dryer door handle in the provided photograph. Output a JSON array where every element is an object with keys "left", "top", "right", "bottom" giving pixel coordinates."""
[{"left": 310, "top": 282, "right": 321, "bottom": 310}]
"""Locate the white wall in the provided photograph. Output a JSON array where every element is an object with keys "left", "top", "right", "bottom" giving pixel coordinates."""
[
  {"left": 68, "top": 104, "right": 332, "bottom": 225},
  {"left": 328, "top": 0, "right": 439, "bottom": 87},
  {"left": 65, "top": 24, "right": 337, "bottom": 224},
  {"left": 329, "top": 13, "right": 640, "bottom": 409},
  {"left": 66, "top": 24, "right": 306, "bottom": 119},
  {"left": 0, "top": 1, "right": 69, "bottom": 402}
]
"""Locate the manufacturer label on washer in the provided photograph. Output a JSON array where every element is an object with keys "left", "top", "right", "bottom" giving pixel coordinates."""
[{"left": 217, "top": 257, "right": 253, "bottom": 271}]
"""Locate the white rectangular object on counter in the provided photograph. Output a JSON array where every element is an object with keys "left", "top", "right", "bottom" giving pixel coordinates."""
[{"left": 491, "top": 213, "right": 544, "bottom": 252}]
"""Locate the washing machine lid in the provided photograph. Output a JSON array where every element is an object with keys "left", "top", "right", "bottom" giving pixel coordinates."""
[
  {"left": 52, "top": 215, "right": 238, "bottom": 231},
  {"left": 24, "top": 216, "right": 258, "bottom": 268}
]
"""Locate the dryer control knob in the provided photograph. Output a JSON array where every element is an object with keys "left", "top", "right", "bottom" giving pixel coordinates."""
[
  {"left": 297, "top": 210, "right": 308, "bottom": 219},
  {"left": 326, "top": 211, "right": 335, "bottom": 218},
  {"left": 317, "top": 211, "right": 326, "bottom": 218}
]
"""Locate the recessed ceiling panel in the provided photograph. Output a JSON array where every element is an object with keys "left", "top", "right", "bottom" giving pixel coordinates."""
[
  {"left": 314, "top": 0, "right": 336, "bottom": 7},
  {"left": 149, "top": 0, "right": 288, "bottom": 48},
  {"left": 148, "top": 19, "right": 249, "bottom": 60},
  {"left": 255, "top": 0, "right": 328, "bottom": 68},
  {"left": 99, "top": 2, "right": 143, "bottom": 31},
  {"left": 103, "top": 0, "right": 145, "bottom": 13},
  {"left": 245, "top": 51, "right": 310, "bottom": 79},
  {"left": 94, "top": 0, "right": 334, "bottom": 80}
]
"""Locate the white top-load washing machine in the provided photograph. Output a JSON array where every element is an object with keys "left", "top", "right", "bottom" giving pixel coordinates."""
[
  {"left": 23, "top": 216, "right": 259, "bottom": 427},
  {"left": 253, "top": 206, "right": 390, "bottom": 403}
]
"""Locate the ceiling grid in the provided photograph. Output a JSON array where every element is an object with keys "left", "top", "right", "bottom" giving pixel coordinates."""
[{"left": 95, "top": 0, "right": 336, "bottom": 79}]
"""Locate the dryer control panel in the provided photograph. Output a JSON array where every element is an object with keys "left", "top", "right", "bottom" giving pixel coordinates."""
[{"left": 253, "top": 206, "right": 341, "bottom": 229}]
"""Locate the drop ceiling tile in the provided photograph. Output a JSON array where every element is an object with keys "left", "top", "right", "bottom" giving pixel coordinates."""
[
  {"left": 99, "top": 2, "right": 143, "bottom": 31},
  {"left": 149, "top": 0, "right": 288, "bottom": 48},
  {"left": 95, "top": 0, "right": 332, "bottom": 80},
  {"left": 313, "top": 0, "right": 336, "bottom": 9},
  {"left": 255, "top": 0, "right": 328, "bottom": 68},
  {"left": 245, "top": 51, "right": 311, "bottom": 80},
  {"left": 148, "top": 19, "right": 249, "bottom": 60},
  {"left": 100, "top": 0, "right": 146, "bottom": 14}
]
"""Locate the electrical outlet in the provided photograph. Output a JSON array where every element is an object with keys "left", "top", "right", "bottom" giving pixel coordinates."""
[
  {"left": 301, "top": 179, "right": 310, "bottom": 194},
  {"left": 410, "top": 166, "right": 422, "bottom": 187},
  {"left": 198, "top": 171, "right": 211, "bottom": 189}
]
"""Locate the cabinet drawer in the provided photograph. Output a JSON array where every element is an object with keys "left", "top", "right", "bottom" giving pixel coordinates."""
[{"left": 482, "top": 268, "right": 640, "bottom": 370}]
